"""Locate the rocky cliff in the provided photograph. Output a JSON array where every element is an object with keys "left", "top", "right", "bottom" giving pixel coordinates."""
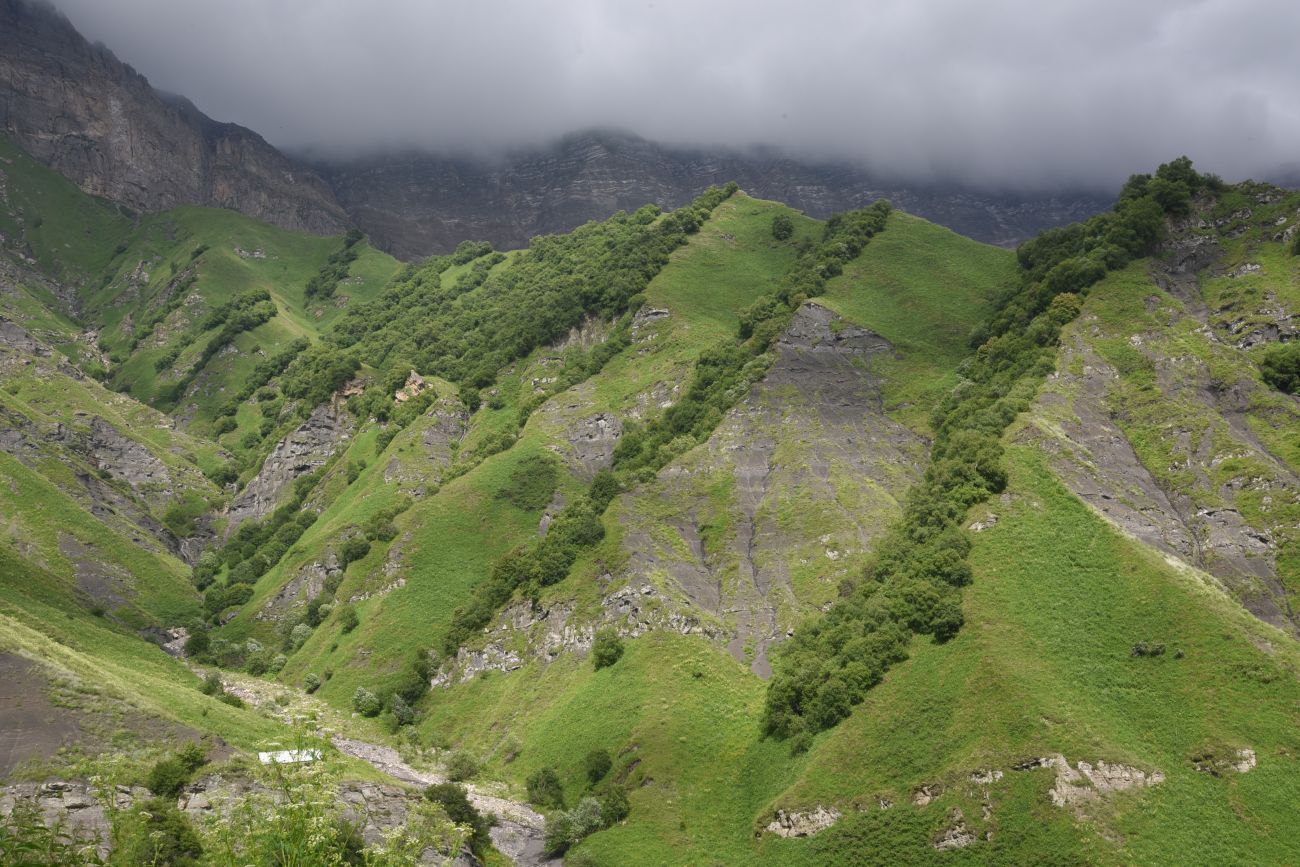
[
  {"left": 0, "top": 0, "right": 348, "bottom": 234},
  {"left": 319, "top": 131, "right": 1111, "bottom": 258}
]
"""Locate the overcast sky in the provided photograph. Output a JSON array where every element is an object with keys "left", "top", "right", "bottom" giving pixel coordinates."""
[{"left": 51, "top": 0, "right": 1300, "bottom": 190}]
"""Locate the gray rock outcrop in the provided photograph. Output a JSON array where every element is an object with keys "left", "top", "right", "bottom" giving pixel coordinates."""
[
  {"left": 618, "top": 303, "right": 925, "bottom": 676},
  {"left": 227, "top": 402, "right": 352, "bottom": 529}
]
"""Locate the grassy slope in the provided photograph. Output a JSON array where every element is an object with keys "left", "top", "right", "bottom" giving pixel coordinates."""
[
  {"left": 88, "top": 205, "right": 400, "bottom": 427},
  {"left": 1, "top": 134, "right": 401, "bottom": 445},
  {"left": 0, "top": 546, "right": 282, "bottom": 757},
  {"left": 243, "top": 195, "right": 816, "bottom": 702},
  {"left": 819, "top": 211, "right": 1017, "bottom": 434},
  {"left": 344, "top": 208, "right": 1016, "bottom": 863},
  {"left": 392, "top": 212, "right": 1300, "bottom": 865},
  {"left": 770, "top": 442, "right": 1300, "bottom": 866}
]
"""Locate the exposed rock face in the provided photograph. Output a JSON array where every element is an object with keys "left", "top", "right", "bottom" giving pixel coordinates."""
[
  {"left": 1190, "top": 747, "right": 1257, "bottom": 776},
  {"left": 933, "top": 809, "right": 977, "bottom": 850},
  {"left": 765, "top": 806, "right": 842, "bottom": 838},
  {"left": 227, "top": 402, "right": 352, "bottom": 529},
  {"left": 432, "top": 583, "right": 723, "bottom": 686},
  {"left": 81, "top": 416, "right": 172, "bottom": 492},
  {"left": 1020, "top": 214, "right": 1300, "bottom": 634},
  {"left": 255, "top": 552, "right": 341, "bottom": 621},
  {"left": 618, "top": 303, "right": 925, "bottom": 676},
  {"left": 1038, "top": 755, "right": 1165, "bottom": 807},
  {"left": 562, "top": 413, "right": 622, "bottom": 480},
  {"left": 319, "top": 131, "right": 1111, "bottom": 258},
  {"left": 0, "top": 0, "right": 347, "bottom": 234}
]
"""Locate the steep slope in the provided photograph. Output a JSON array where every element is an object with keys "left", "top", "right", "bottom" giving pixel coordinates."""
[
  {"left": 199, "top": 201, "right": 1014, "bottom": 863},
  {"left": 0, "top": 133, "right": 400, "bottom": 476},
  {"left": 321, "top": 130, "right": 1110, "bottom": 258},
  {"left": 223, "top": 169, "right": 1300, "bottom": 865},
  {"left": 4, "top": 129, "right": 1300, "bottom": 865},
  {"left": 0, "top": 0, "right": 347, "bottom": 234}
]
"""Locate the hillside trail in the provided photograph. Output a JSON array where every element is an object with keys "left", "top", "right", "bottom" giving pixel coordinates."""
[{"left": 205, "top": 669, "right": 555, "bottom": 866}]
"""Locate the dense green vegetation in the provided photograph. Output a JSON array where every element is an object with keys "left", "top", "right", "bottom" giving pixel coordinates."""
[
  {"left": 1259, "top": 341, "right": 1300, "bottom": 393},
  {"left": 303, "top": 228, "right": 364, "bottom": 301}
]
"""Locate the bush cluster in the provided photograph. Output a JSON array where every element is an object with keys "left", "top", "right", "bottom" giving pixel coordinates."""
[
  {"left": 1260, "top": 341, "right": 1300, "bottom": 394},
  {"left": 303, "top": 229, "right": 364, "bottom": 301},
  {"left": 532, "top": 751, "right": 632, "bottom": 857}
]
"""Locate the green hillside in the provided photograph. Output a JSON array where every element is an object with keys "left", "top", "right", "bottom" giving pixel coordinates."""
[{"left": 3, "top": 130, "right": 1300, "bottom": 866}]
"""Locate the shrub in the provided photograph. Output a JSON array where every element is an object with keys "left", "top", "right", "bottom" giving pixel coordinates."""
[
  {"left": 771, "top": 214, "right": 794, "bottom": 240},
  {"left": 446, "top": 750, "right": 479, "bottom": 782},
  {"left": 184, "top": 629, "right": 210, "bottom": 657},
  {"left": 1132, "top": 641, "right": 1167, "bottom": 658},
  {"left": 147, "top": 757, "right": 190, "bottom": 797},
  {"left": 199, "top": 672, "right": 223, "bottom": 696},
  {"left": 543, "top": 797, "right": 605, "bottom": 856},
  {"left": 387, "top": 693, "right": 415, "bottom": 727},
  {"left": 1260, "top": 341, "right": 1300, "bottom": 394},
  {"left": 495, "top": 453, "right": 560, "bottom": 511},
  {"left": 289, "top": 623, "right": 313, "bottom": 649},
  {"left": 584, "top": 749, "right": 612, "bottom": 785},
  {"left": 599, "top": 785, "right": 630, "bottom": 824},
  {"left": 303, "top": 672, "right": 321, "bottom": 694},
  {"left": 591, "top": 629, "right": 624, "bottom": 669},
  {"left": 337, "top": 604, "right": 360, "bottom": 634},
  {"left": 338, "top": 537, "right": 371, "bottom": 568},
  {"left": 352, "top": 687, "right": 382, "bottom": 717},
  {"left": 542, "top": 812, "right": 573, "bottom": 857},
  {"left": 176, "top": 741, "right": 207, "bottom": 774},
  {"left": 526, "top": 766, "right": 565, "bottom": 809},
  {"left": 111, "top": 796, "right": 203, "bottom": 866},
  {"left": 424, "top": 783, "right": 492, "bottom": 857}
]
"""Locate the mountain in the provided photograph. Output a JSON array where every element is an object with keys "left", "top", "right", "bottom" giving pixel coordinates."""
[
  {"left": 0, "top": 2, "right": 1110, "bottom": 260},
  {"left": 0, "top": 0, "right": 348, "bottom": 234},
  {"left": 318, "top": 131, "right": 1112, "bottom": 258},
  {"left": 3, "top": 115, "right": 1299, "bottom": 865}
]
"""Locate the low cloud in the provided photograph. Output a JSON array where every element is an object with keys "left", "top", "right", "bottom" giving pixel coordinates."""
[{"left": 53, "top": 0, "right": 1300, "bottom": 189}]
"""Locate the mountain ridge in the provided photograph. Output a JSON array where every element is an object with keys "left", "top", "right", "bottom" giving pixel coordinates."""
[
  {"left": 3, "top": 0, "right": 1111, "bottom": 257},
  {"left": 316, "top": 130, "right": 1112, "bottom": 258}
]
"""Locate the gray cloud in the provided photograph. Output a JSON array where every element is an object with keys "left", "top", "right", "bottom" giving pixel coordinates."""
[{"left": 52, "top": 0, "right": 1300, "bottom": 189}]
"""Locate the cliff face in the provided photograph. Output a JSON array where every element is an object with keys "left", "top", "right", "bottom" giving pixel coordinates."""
[
  {"left": 0, "top": 0, "right": 348, "bottom": 234},
  {"left": 320, "top": 132, "right": 1111, "bottom": 257}
]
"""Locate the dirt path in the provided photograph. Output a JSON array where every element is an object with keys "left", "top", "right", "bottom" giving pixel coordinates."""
[{"left": 212, "top": 672, "right": 556, "bottom": 866}]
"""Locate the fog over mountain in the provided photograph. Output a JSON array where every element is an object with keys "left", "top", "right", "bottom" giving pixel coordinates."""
[{"left": 50, "top": 0, "right": 1300, "bottom": 190}]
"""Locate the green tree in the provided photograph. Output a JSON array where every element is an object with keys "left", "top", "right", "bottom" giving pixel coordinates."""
[
  {"left": 591, "top": 629, "right": 624, "bottom": 669},
  {"left": 423, "top": 783, "right": 491, "bottom": 858},
  {"left": 771, "top": 213, "right": 794, "bottom": 240},
  {"left": 583, "top": 749, "right": 612, "bottom": 785},
  {"left": 526, "top": 767, "right": 565, "bottom": 809}
]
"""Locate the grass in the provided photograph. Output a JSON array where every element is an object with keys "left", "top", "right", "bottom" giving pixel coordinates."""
[
  {"left": 819, "top": 211, "right": 1016, "bottom": 434},
  {"left": 7, "top": 136, "right": 1300, "bottom": 865}
]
